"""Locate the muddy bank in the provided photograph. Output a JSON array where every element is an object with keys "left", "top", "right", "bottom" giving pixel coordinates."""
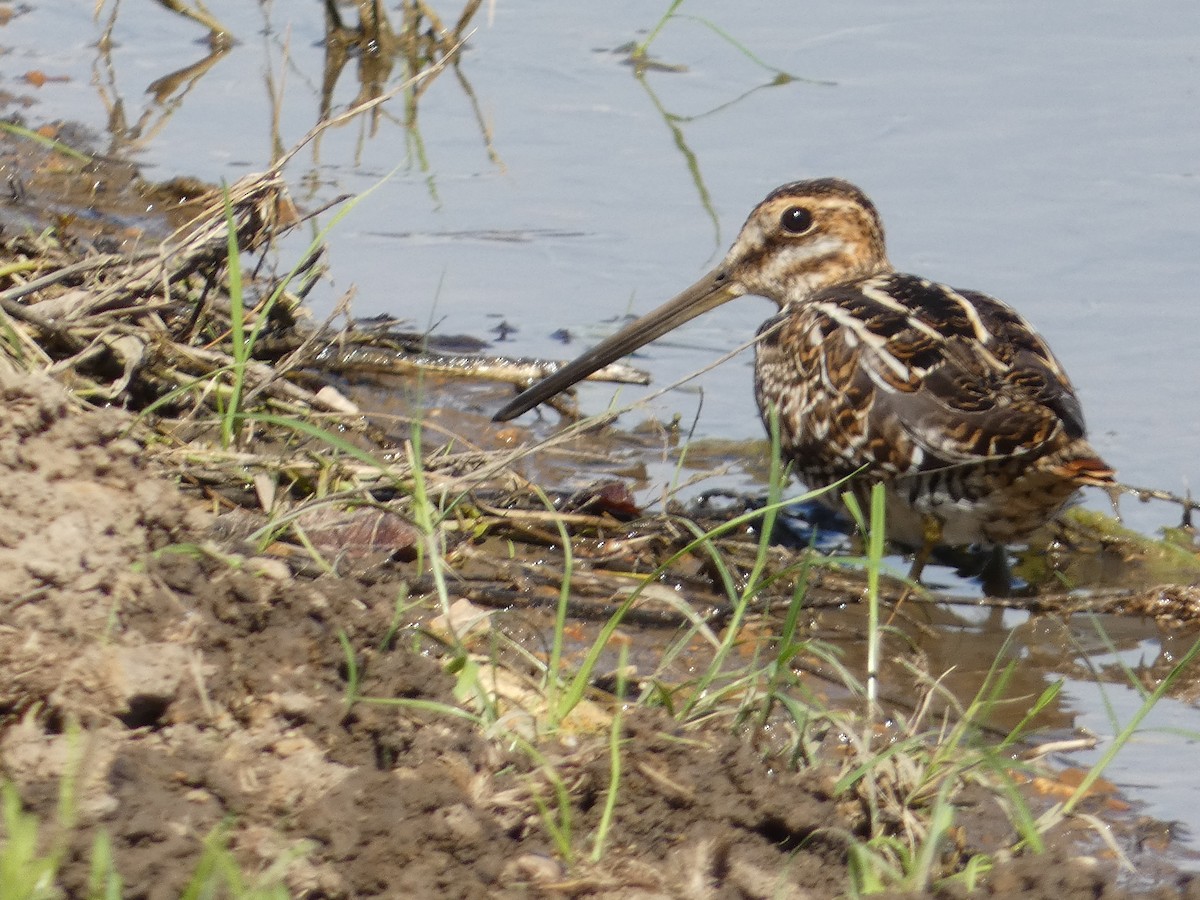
[
  {"left": 2, "top": 362, "right": 1199, "bottom": 897},
  {"left": 0, "top": 370, "right": 849, "bottom": 897}
]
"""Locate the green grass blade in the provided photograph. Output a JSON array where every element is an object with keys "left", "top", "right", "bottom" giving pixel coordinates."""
[
  {"left": 0, "top": 121, "right": 91, "bottom": 162},
  {"left": 220, "top": 187, "right": 247, "bottom": 448}
]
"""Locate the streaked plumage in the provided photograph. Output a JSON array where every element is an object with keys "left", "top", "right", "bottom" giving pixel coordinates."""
[{"left": 494, "top": 178, "right": 1115, "bottom": 575}]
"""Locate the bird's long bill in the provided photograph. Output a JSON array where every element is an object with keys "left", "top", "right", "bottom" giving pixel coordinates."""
[{"left": 492, "top": 268, "right": 744, "bottom": 422}]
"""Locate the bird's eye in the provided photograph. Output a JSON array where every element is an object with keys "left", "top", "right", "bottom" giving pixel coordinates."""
[{"left": 780, "top": 206, "right": 814, "bottom": 234}]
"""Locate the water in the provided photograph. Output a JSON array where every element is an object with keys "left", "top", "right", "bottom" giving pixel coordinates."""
[{"left": 5, "top": 0, "right": 1199, "bottom": 858}]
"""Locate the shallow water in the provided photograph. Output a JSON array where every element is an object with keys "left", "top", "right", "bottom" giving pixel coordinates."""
[{"left": 6, "top": 0, "right": 1199, "bottom": 861}]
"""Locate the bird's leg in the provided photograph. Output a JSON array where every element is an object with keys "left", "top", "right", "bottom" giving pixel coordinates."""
[
  {"left": 978, "top": 545, "right": 1013, "bottom": 597},
  {"left": 886, "top": 516, "right": 940, "bottom": 624},
  {"left": 847, "top": 530, "right": 865, "bottom": 557},
  {"left": 907, "top": 516, "right": 943, "bottom": 583}
]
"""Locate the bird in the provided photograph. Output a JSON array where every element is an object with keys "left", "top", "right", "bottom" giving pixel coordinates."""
[{"left": 493, "top": 178, "right": 1116, "bottom": 580}]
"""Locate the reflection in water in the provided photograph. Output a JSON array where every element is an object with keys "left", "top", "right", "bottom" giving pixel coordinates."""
[
  {"left": 317, "top": 0, "right": 499, "bottom": 200},
  {"left": 91, "top": 0, "right": 498, "bottom": 201},
  {"left": 147, "top": 0, "right": 231, "bottom": 45},
  {"left": 613, "top": 9, "right": 829, "bottom": 251},
  {"left": 96, "top": 46, "right": 230, "bottom": 158},
  {"left": 619, "top": 0, "right": 818, "bottom": 84},
  {"left": 631, "top": 71, "right": 807, "bottom": 252},
  {"left": 94, "top": 2, "right": 231, "bottom": 157}
]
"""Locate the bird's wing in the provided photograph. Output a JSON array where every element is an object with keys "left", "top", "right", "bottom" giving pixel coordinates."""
[{"left": 801, "top": 276, "right": 1086, "bottom": 472}]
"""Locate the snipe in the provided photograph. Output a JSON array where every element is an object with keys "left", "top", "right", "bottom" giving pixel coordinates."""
[{"left": 493, "top": 178, "right": 1116, "bottom": 579}]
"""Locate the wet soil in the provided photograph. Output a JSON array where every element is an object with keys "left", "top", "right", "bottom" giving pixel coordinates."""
[{"left": 2, "top": 368, "right": 1199, "bottom": 898}]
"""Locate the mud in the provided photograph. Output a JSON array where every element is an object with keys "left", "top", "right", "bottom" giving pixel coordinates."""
[{"left": 0, "top": 373, "right": 1197, "bottom": 898}]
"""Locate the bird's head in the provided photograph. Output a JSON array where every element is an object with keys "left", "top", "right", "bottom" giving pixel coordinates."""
[
  {"left": 720, "top": 178, "right": 891, "bottom": 306},
  {"left": 492, "top": 178, "right": 891, "bottom": 422}
]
